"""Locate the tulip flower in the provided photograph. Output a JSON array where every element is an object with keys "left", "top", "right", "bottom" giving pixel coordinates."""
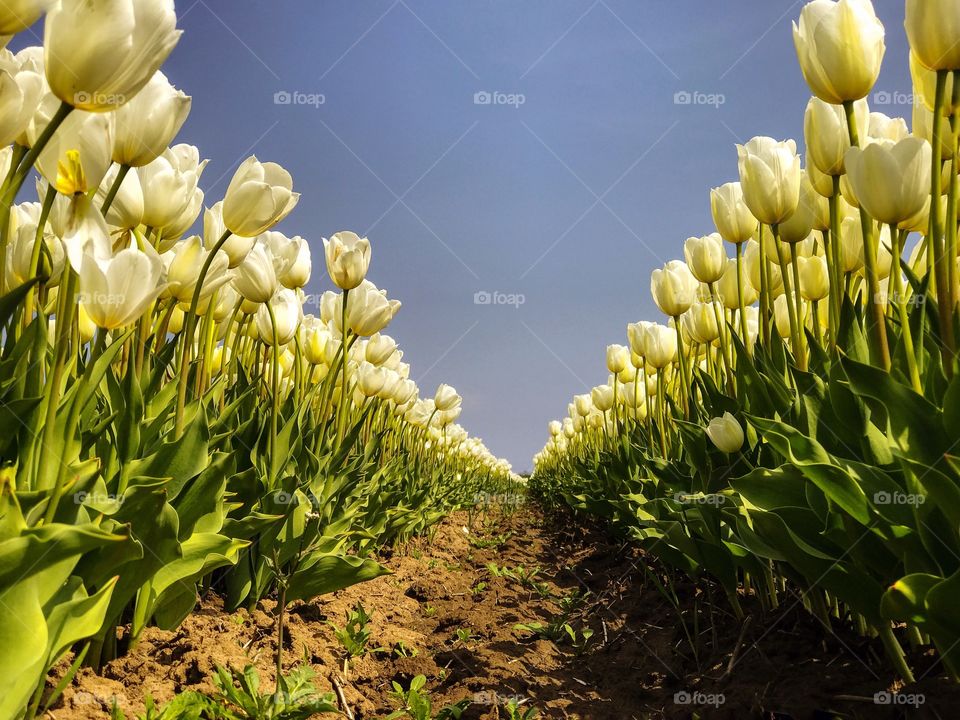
[
  {"left": 793, "top": 0, "right": 885, "bottom": 105},
  {"left": 78, "top": 247, "right": 165, "bottom": 329},
  {"left": 232, "top": 243, "right": 280, "bottom": 304},
  {"left": 60, "top": 194, "right": 112, "bottom": 273},
  {"left": 222, "top": 156, "right": 299, "bottom": 237},
  {"left": 868, "top": 112, "right": 909, "bottom": 142},
  {"left": 651, "top": 260, "right": 698, "bottom": 317},
  {"left": 112, "top": 70, "right": 191, "bottom": 167},
  {"left": 0, "top": 50, "right": 42, "bottom": 147},
  {"left": 366, "top": 333, "right": 398, "bottom": 366},
  {"left": 606, "top": 344, "right": 629, "bottom": 374},
  {"left": 681, "top": 302, "right": 721, "bottom": 345},
  {"left": 913, "top": 100, "right": 956, "bottom": 159},
  {"left": 806, "top": 151, "right": 837, "bottom": 198},
  {"left": 337, "top": 280, "right": 401, "bottom": 337},
  {"left": 737, "top": 137, "right": 802, "bottom": 226},
  {"left": 264, "top": 232, "right": 311, "bottom": 289},
  {"left": 909, "top": 52, "right": 958, "bottom": 116},
  {"left": 710, "top": 182, "right": 757, "bottom": 245},
  {"left": 774, "top": 294, "right": 793, "bottom": 338},
  {"left": 684, "top": 233, "right": 726, "bottom": 284},
  {"left": 0, "top": 0, "right": 51, "bottom": 34},
  {"left": 905, "top": 0, "right": 960, "bottom": 72},
  {"left": 32, "top": 103, "right": 113, "bottom": 195},
  {"left": 591, "top": 384, "right": 614, "bottom": 413},
  {"left": 705, "top": 412, "right": 744, "bottom": 453},
  {"left": 358, "top": 361, "right": 387, "bottom": 398},
  {"left": 163, "top": 236, "right": 232, "bottom": 305},
  {"left": 255, "top": 287, "right": 302, "bottom": 346},
  {"left": 138, "top": 144, "right": 207, "bottom": 232},
  {"left": 644, "top": 324, "right": 677, "bottom": 369},
  {"left": 44, "top": 0, "right": 181, "bottom": 112},
  {"left": 434, "top": 383, "right": 461, "bottom": 412},
  {"left": 323, "top": 231, "right": 371, "bottom": 290},
  {"left": 301, "top": 316, "right": 331, "bottom": 365},
  {"left": 95, "top": 164, "right": 144, "bottom": 230},
  {"left": 717, "top": 258, "right": 757, "bottom": 310},
  {"left": 804, "top": 97, "right": 868, "bottom": 177},
  {"left": 798, "top": 255, "right": 830, "bottom": 302},
  {"left": 845, "top": 137, "right": 932, "bottom": 225}
]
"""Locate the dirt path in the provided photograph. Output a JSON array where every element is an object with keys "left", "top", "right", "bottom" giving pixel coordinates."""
[{"left": 48, "top": 507, "right": 960, "bottom": 719}]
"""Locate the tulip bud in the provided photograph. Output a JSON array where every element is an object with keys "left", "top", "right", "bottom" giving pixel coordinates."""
[
  {"left": 232, "top": 243, "right": 279, "bottom": 304},
  {"left": 644, "top": 324, "right": 677, "bottom": 370},
  {"left": 0, "top": 0, "right": 50, "bottom": 34},
  {"left": 255, "top": 288, "right": 302, "bottom": 346},
  {"left": 710, "top": 182, "right": 758, "bottom": 245},
  {"left": 798, "top": 255, "right": 830, "bottom": 301},
  {"left": 804, "top": 97, "right": 868, "bottom": 177},
  {"left": 793, "top": 0, "right": 885, "bottom": 105},
  {"left": 909, "top": 52, "right": 959, "bottom": 117},
  {"left": 651, "top": 260, "right": 698, "bottom": 317},
  {"left": 323, "top": 231, "right": 371, "bottom": 290},
  {"left": 845, "top": 137, "right": 932, "bottom": 225},
  {"left": 705, "top": 412, "right": 744, "bottom": 453},
  {"left": 684, "top": 233, "right": 727, "bottom": 284},
  {"left": 905, "top": 0, "right": 960, "bottom": 72},
  {"left": 434, "top": 383, "right": 461, "bottom": 412},
  {"left": 591, "top": 384, "right": 614, "bottom": 413},
  {"left": 605, "top": 344, "right": 629, "bottom": 374},
  {"left": 737, "top": 137, "right": 802, "bottom": 226},
  {"left": 716, "top": 258, "right": 757, "bottom": 310},
  {"left": 774, "top": 294, "right": 793, "bottom": 338},
  {"left": 681, "top": 302, "right": 721, "bottom": 345}
]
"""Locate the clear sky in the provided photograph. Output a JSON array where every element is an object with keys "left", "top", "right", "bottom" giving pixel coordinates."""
[{"left": 15, "top": 1, "right": 914, "bottom": 471}]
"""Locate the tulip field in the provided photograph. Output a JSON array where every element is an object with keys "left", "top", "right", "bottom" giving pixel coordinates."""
[
  {"left": 7, "top": 0, "right": 960, "bottom": 718},
  {"left": 531, "top": 0, "right": 960, "bottom": 712}
]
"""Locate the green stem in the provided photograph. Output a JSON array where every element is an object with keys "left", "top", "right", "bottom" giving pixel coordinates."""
[
  {"left": 174, "top": 229, "right": 233, "bottom": 434},
  {"left": 772, "top": 225, "right": 801, "bottom": 363},
  {"left": 267, "top": 302, "right": 281, "bottom": 486},
  {"left": 100, "top": 164, "right": 130, "bottom": 214},
  {"left": 890, "top": 224, "right": 923, "bottom": 393},
  {"left": 735, "top": 242, "right": 749, "bottom": 347},
  {"left": 878, "top": 623, "right": 915, "bottom": 684},
  {"left": 844, "top": 100, "right": 891, "bottom": 371},
  {"left": 789, "top": 242, "right": 808, "bottom": 370}
]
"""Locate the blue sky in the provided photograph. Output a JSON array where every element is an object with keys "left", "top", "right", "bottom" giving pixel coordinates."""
[{"left": 17, "top": 1, "right": 915, "bottom": 470}]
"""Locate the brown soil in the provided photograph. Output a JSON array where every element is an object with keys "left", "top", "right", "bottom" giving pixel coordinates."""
[{"left": 44, "top": 508, "right": 960, "bottom": 719}]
